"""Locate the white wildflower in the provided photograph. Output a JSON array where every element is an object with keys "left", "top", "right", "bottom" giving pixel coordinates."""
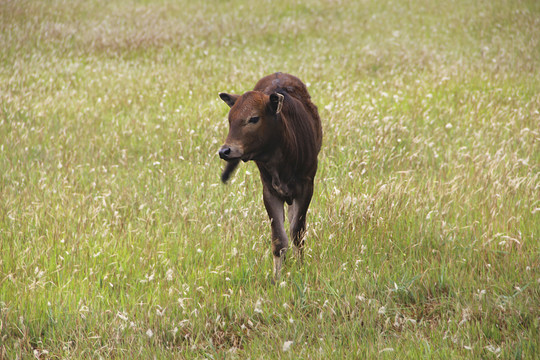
[
  {"left": 282, "top": 341, "right": 293, "bottom": 352},
  {"left": 459, "top": 307, "right": 472, "bottom": 326},
  {"left": 165, "top": 269, "right": 174, "bottom": 281},
  {"left": 254, "top": 299, "right": 263, "bottom": 314},
  {"left": 485, "top": 345, "right": 501, "bottom": 354}
]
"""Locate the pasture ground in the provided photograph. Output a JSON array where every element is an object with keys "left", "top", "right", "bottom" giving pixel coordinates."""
[{"left": 1, "top": 0, "right": 539, "bottom": 358}]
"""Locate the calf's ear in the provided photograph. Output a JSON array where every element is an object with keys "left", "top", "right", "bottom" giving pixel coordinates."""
[
  {"left": 219, "top": 93, "right": 240, "bottom": 107},
  {"left": 269, "top": 93, "right": 284, "bottom": 114}
]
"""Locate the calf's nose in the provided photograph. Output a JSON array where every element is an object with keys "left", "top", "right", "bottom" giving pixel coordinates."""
[{"left": 219, "top": 146, "right": 231, "bottom": 160}]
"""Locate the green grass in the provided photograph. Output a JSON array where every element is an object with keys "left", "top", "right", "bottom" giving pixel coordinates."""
[{"left": 1, "top": 0, "right": 539, "bottom": 358}]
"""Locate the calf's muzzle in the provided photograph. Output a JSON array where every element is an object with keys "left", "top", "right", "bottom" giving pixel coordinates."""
[{"left": 218, "top": 145, "right": 231, "bottom": 160}]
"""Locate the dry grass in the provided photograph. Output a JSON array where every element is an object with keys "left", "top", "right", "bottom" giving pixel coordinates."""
[{"left": 1, "top": 0, "right": 539, "bottom": 358}]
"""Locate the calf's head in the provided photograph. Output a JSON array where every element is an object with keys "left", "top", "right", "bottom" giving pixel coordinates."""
[{"left": 218, "top": 91, "right": 284, "bottom": 182}]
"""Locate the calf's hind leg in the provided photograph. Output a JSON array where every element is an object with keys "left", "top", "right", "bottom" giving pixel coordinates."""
[
  {"left": 262, "top": 186, "right": 288, "bottom": 281},
  {"left": 288, "top": 181, "right": 314, "bottom": 261}
]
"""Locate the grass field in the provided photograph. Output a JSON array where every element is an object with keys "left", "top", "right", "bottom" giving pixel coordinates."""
[{"left": 1, "top": 0, "right": 539, "bottom": 358}]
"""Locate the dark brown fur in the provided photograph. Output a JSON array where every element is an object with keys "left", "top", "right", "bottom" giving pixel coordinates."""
[{"left": 218, "top": 73, "right": 322, "bottom": 280}]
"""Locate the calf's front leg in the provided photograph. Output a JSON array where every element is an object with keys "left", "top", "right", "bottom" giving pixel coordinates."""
[
  {"left": 288, "top": 181, "right": 314, "bottom": 261},
  {"left": 262, "top": 186, "right": 288, "bottom": 282}
]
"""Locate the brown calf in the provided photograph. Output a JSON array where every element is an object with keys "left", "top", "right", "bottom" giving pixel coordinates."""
[{"left": 218, "top": 73, "right": 322, "bottom": 281}]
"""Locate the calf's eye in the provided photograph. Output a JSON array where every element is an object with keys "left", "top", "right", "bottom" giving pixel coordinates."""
[{"left": 248, "top": 116, "right": 260, "bottom": 124}]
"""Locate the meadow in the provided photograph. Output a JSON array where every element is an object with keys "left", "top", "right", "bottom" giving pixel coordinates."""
[{"left": 1, "top": 0, "right": 539, "bottom": 358}]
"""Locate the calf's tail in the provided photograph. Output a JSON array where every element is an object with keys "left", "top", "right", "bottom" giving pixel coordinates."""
[{"left": 221, "top": 159, "right": 240, "bottom": 183}]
